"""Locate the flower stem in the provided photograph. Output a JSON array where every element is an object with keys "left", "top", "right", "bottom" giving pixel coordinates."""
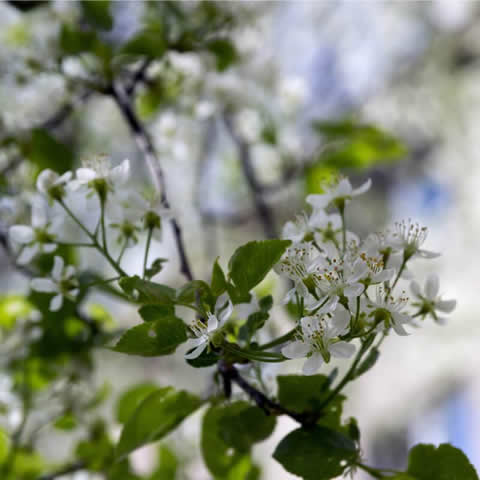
[
  {"left": 142, "top": 227, "right": 153, "bottom": 279},
  {"left": 255, "top": 327, "right": 298, "bottom": 351}
]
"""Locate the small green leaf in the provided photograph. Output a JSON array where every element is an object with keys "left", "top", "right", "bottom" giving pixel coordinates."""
[
  {"left": 219, "top": 402, "right": 276, "bottom": 452},
  {"left": 211, "top": 258, "right": 228, "bottom": 297},
  {"left": 116, "top": 383, "right": 158, "bottom": 424},
  {"left": 116, "top": 387, "right": 202, "bottom": 460},
  {"left": 176, "top": 280, "right": 213, "bottom": 306},
  {"left": 0, "top": 428, "right": 10, "bottom": 464},
  {"left": 239, "top": 311, "right": 269, "bottom": 343},
  {"left": 81, "top": 0, "right": 113, "bottom": 30},
  {"left": 353, "top": 347, "right": 379, "bottom": 379},
  {"left": 119, "top": 276, "right": 176, "bottom": 305},
  {"left": 54, "top": 412, "right": 78, "bottom": 431},
  {"left": 277, "top": 374, "right": 331, "bottom": 413},
  {"left": 121, "top": 20, "right": 166, "bottom": 58},
  {"left": 259, "top": 295, "right": 273, "bottom": 312},
  {"left": 273, "top": 426, "right": 358, "bottom": 480},
  {"left": 407, "top": 443, "right": 479, "bottom": 480},
  {"left": 145, "top": 258, "right": 168, "bottom": 279},
  {"left": 228, "top": 240, "right": 291, "bottom": 295},
  {"left": 207, "top": 38, "right": 238, "bottom": 71},
  {"left": 186, "top": 347, "right": 219, "bottom": 368},
  {"left": 112, "top": 315, "right": 186, "bottom": 357},
  {"left": 150, "top": 445, "right": 178, "bottom": 480},
  {"left": 59, "top": 24, "right": 98, "bottom": 55}
]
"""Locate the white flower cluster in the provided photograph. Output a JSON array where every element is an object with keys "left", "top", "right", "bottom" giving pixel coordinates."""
[
  {"left": 276, "top": 177, "right": 456, "bottom": 375},
  {"left": 7, "top": 157, "right": 171, "bottom": 311}
]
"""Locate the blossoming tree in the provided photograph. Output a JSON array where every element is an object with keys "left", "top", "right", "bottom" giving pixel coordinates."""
[{"left": 0, "top": 2, "right": 476, "bottom": 480}]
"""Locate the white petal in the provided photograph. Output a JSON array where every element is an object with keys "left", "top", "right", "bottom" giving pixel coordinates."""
[
  {"left": 69, "top": 288, "right": 79, "bottom": 298},
  {"left": 42, "top": 243, "right": 57, "bottom": 254},
  {"left": 110, "top": 159, "right": 130, "bottom": 185},
  {"left": 64, "top": 265, "right": 76, "bottom": 279},
  {"left": 410, "top": 280, "right": 421, "bottom": 297},
  {"left": 56, "top": 171, "right": 72, "bottom": 185},
  {"left": 335, "top": 178, "right": 353, "bottom": 197},
  {"left": 184, "top": 340, "right": 207, "bottom": 359},
  {"left": 344, "top": 283, "right": 363, "bottom": 298},
  {"left": 36, "top": 169, "right": 57, "bottom": 193},
  {"left": 31, "top": 199, "right": 47, "bottom": 228},
  {"left": 391, "top": 318, "right": 409, "bottom": 336},
  {"left": 436, "top": 299, "right": 456, "bottom": 314},
  {"left": 372, "top": 268, "right": 394, "bottom": 283},
  {"left": 282, "top": 341, "right": 311, "bottom": 359},
  {"left": 436, "top": 316, "right": 448, "bottom": 326},
  {"left": 425, "top": 274, "right": 439, "bottom": 299},
  {"left": 207, "top": 314, "right": 218, "bottom": 333},
  {"left": 352, "top": 178, "right": 371, "bottom": 196},
  {"left": 306, "top": 193, "right": 331, "bottom": 209},
  {"left": 9, "top": 225, "right": 34, "bottom": 244},
  {"left": 51, "top": 256, "right": 64, "bottom": 281},
  {"left": 218, "top": 300, "right": 233, "bottom": 325},
  {"left": 302, "top": 353, "right": 323, "bottom": 375},
  {"left": 76, "top": 168, "right": 97, "bottom": 183},
  {"left": 49, "top": 294, "right": 63, "bottom": 312},
  {"left": 330, "top": 307, "right": 350, "bottom": 335},
  {"left": 17, "top": 244, "right": 39, "bottom": 265},
  {"left": 31, "top": 278, "right": 58, "bottom": 293},
  {"left": 329, "top": 341, "right": 356, "bottom": 358}
]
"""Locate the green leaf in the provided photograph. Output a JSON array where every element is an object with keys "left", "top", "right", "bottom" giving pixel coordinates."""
[
  {"left": 218, "top": 402, "right": 276, "bottom": 452},
  {"left": 145, "top": 258, "right": 168, "bottom": 280},
  {"left": 211, "top": 258, "right": 228, "bottom": 297},
  {"left": 119, "top": 276, "right": 176, "bottom": 305},
  {"left": 150, "top": 445, "right": 178, "bottom": 480},
  {"left": 239, "top": 311, "right": 269, "bottom": 343},
  {"left": 76, "top": 420, "right": 113, "bottom": 471},
  {"left": 116, "top": 387, "right": 202, "bottom": 460},
  {"left": 121, "top": 20, "right": 166, "bottom": 58},
  {"left": 273, "top": 426, "right": 358, "bottom": 480},
  {"left": 228, "top": 240, "right": 291, "bottom": 295},
  {"left": 112, "top": 314, "right": 186, "bottom": 357},
  {"left": 312, "top": 119, "right": 407, "bottom": 170},
  {"left": 81, "top": 0, "right": 113, "bottom": 30},
  {"left": 201, "top": 404, "right": 244, "bottom": 477},
  {"left": 116, "top": 383, "right": 158, "bottom": 424},
  {"left": 406, "top": 443, "right": 479, "bottom": 480},
  {"left": 53, "top": 412, "right": 78, "bottom": 431},
  {"left": 20, "top": 128, "right": 74, "bottom": 173},
  {"left": 259, "top": 295, "right": 273, "bottom": 312},
  {"left": 226, "top": 455, "right": 261, "bottom": 480},
  {"left": 59, "top": 24, "right": 98, "bottom": 55},
  {"left": 207, "top": 38, "right": 238, "bottom": 71},
  {"left": 0, "top": 295, "right": 32, "bottom": 330},
  {"left": 353, "top": 347, "right": 380, "bottom": 379},
  {"left": 138, "top": 305, "right": 175, "bottom": 322},
  {"left": 176, "top": 280, "right": 213, "bottom": 306},
  {"left": 0, "top": 428, "right": 10, "bottom": 464}
]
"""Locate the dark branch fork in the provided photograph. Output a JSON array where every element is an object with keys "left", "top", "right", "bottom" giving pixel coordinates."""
[{"left": 108, "top": 83, "right": 194, "bottom": 282}]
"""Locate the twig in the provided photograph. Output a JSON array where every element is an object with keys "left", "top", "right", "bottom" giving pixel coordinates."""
[
  {"left": 219, "top": 362, "right": 310, "bottom": 425},
  {"left": 36, "top": 461, "right": 86, "bottom": 480},
  {"left": 109, "top": 83, "right": 194, "bottom": 281},
  {"left": 125, "top": 59, "right": 152, "bottom": 97},
  {"left": 223, "top": 113, "right": 277, "bottom": 238}
]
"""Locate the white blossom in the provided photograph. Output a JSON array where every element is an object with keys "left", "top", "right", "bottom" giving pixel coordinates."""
[
  {"left": 36, "top": 169, "right": 72, "bottom": 198},
  {"left": 306, "top": 177, "right": 371, "bottom": 210},
  {"left": 30, "top": 256, "right": 79, "bottom": 312},
  {"left": 184, "top": 294, "right": 233, "bottom": 359},
  {"left": 410, "top": 274, "right": 456, "bottom": 325},
  {"left": 388, "top": 219, "right": 439, "bottom": 260},
  {"left": 282, "top": 306, "right": 355, "bottom": 375}
]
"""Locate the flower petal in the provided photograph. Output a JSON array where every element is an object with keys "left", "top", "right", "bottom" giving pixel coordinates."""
[
  {"left": 49, "top": 294, "right": 63, "bottom": 312},
  {"left": 31, "top": 278, "right": 58, "bottom": 293},
  {"left": 329, "top": 341, "right": 356, "bottom": 358},
  {"left": 436, "top": 299, "right": 456, "bottom": 313},
  {"left": 17, "top": 244, "right": 39, "bottom": 265},
  {"left": 9, "top": 225, "right": 34, "bottom": 244},
  {"left": 410, "top": 280, "right": 421, "bottom": 297},
  {"left": 335, "top": 178, "right": 353, "bottom": 197},
  {"left": 425, "top": 274, "right": 439, "bottom": 299},
  {"left": 110, "top": 159, "right": 130, "bottom": 185},
  {"left": 418, "top": 249, "right": 441, "bottom": 259},
  {"left": 184, "top": 340, "right": 207, "bottom": 359},
  {"left": 306, "top": 193, "right": 331, "bottom": 209},
  {"left": 76, "top": 168, "right": 97, "bottom": 183},
  {"left": 51, "top": 256, "right": 64, "bottom": 282},
  {"left": 330, "top": 306, "right": 350, "bottom": 336},
  {"left": 36, "top": 169, "right": 57, "bottom": 194},
  {"left": 344, "top": 283, "right": 363, "bottom": 298},
  {"left": 352, "top": 178, "right": 371, "bottom": 196},
  {"left": 282, "top": 340, "right": 310, "bottom": 359},
  {"left": 302, "top": 352, "right": 323, "bottom": 375},
  {"left": 207, "top": 314, "right": 218, "bottom": 333}
]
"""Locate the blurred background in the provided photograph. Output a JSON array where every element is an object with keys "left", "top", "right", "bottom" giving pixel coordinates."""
[{"left": 1, "top": 1, "right": 480, "bottom": 479}]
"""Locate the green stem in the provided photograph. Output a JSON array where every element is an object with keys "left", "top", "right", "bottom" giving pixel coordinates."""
[
  {"left": 117, "top": 239, "right": 128, "bottom": 264},
  {"left": 142, "top": 227, "right": 153, "bottom": 279},
  {"left": 356, "top": 463, "right": 384, "bottom": 479},
  {"left": 316, "top": 338, "right": 372, "bottom": 410},
  {"left": 340, "top": 206, "right": 346, "bottom": 254},
  {"left": 100, "top": 200, "right": 108, "bottom": 253},
  {"left": 58, "top": 200, "right": 127, "bottom": 277},
  {"left": 255, "top": 327, "right": 298, "bottom": 351},
  {"left": 82, "top": 276, "right": 121, "bottom": 289}
]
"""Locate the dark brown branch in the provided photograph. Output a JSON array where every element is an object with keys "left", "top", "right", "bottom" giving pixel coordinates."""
[
  {"left": 36, "top": 462, "right": 86, "bottom": 480},
  {"left": 109, "top": 83, "right": 194, "bottom": 281},
  {"left": 125, "top": 59, "right": 152, "bottom": 97},
  {"left": 223, "top": 114, "right": 277, "bottom": 239},
  {"left": 219, "top": 362, "right": 312, "bottom": 425}
]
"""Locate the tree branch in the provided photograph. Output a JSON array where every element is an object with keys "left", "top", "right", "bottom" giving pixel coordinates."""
[
  {"left": 109, "top": 83, "right": 194, "bottom": 281},
  {"left": 223, "top": 113, "right": 277, "bottom": 238},
  {"left": 219, "top": 362, "right": 311, "bottom": 425}
]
